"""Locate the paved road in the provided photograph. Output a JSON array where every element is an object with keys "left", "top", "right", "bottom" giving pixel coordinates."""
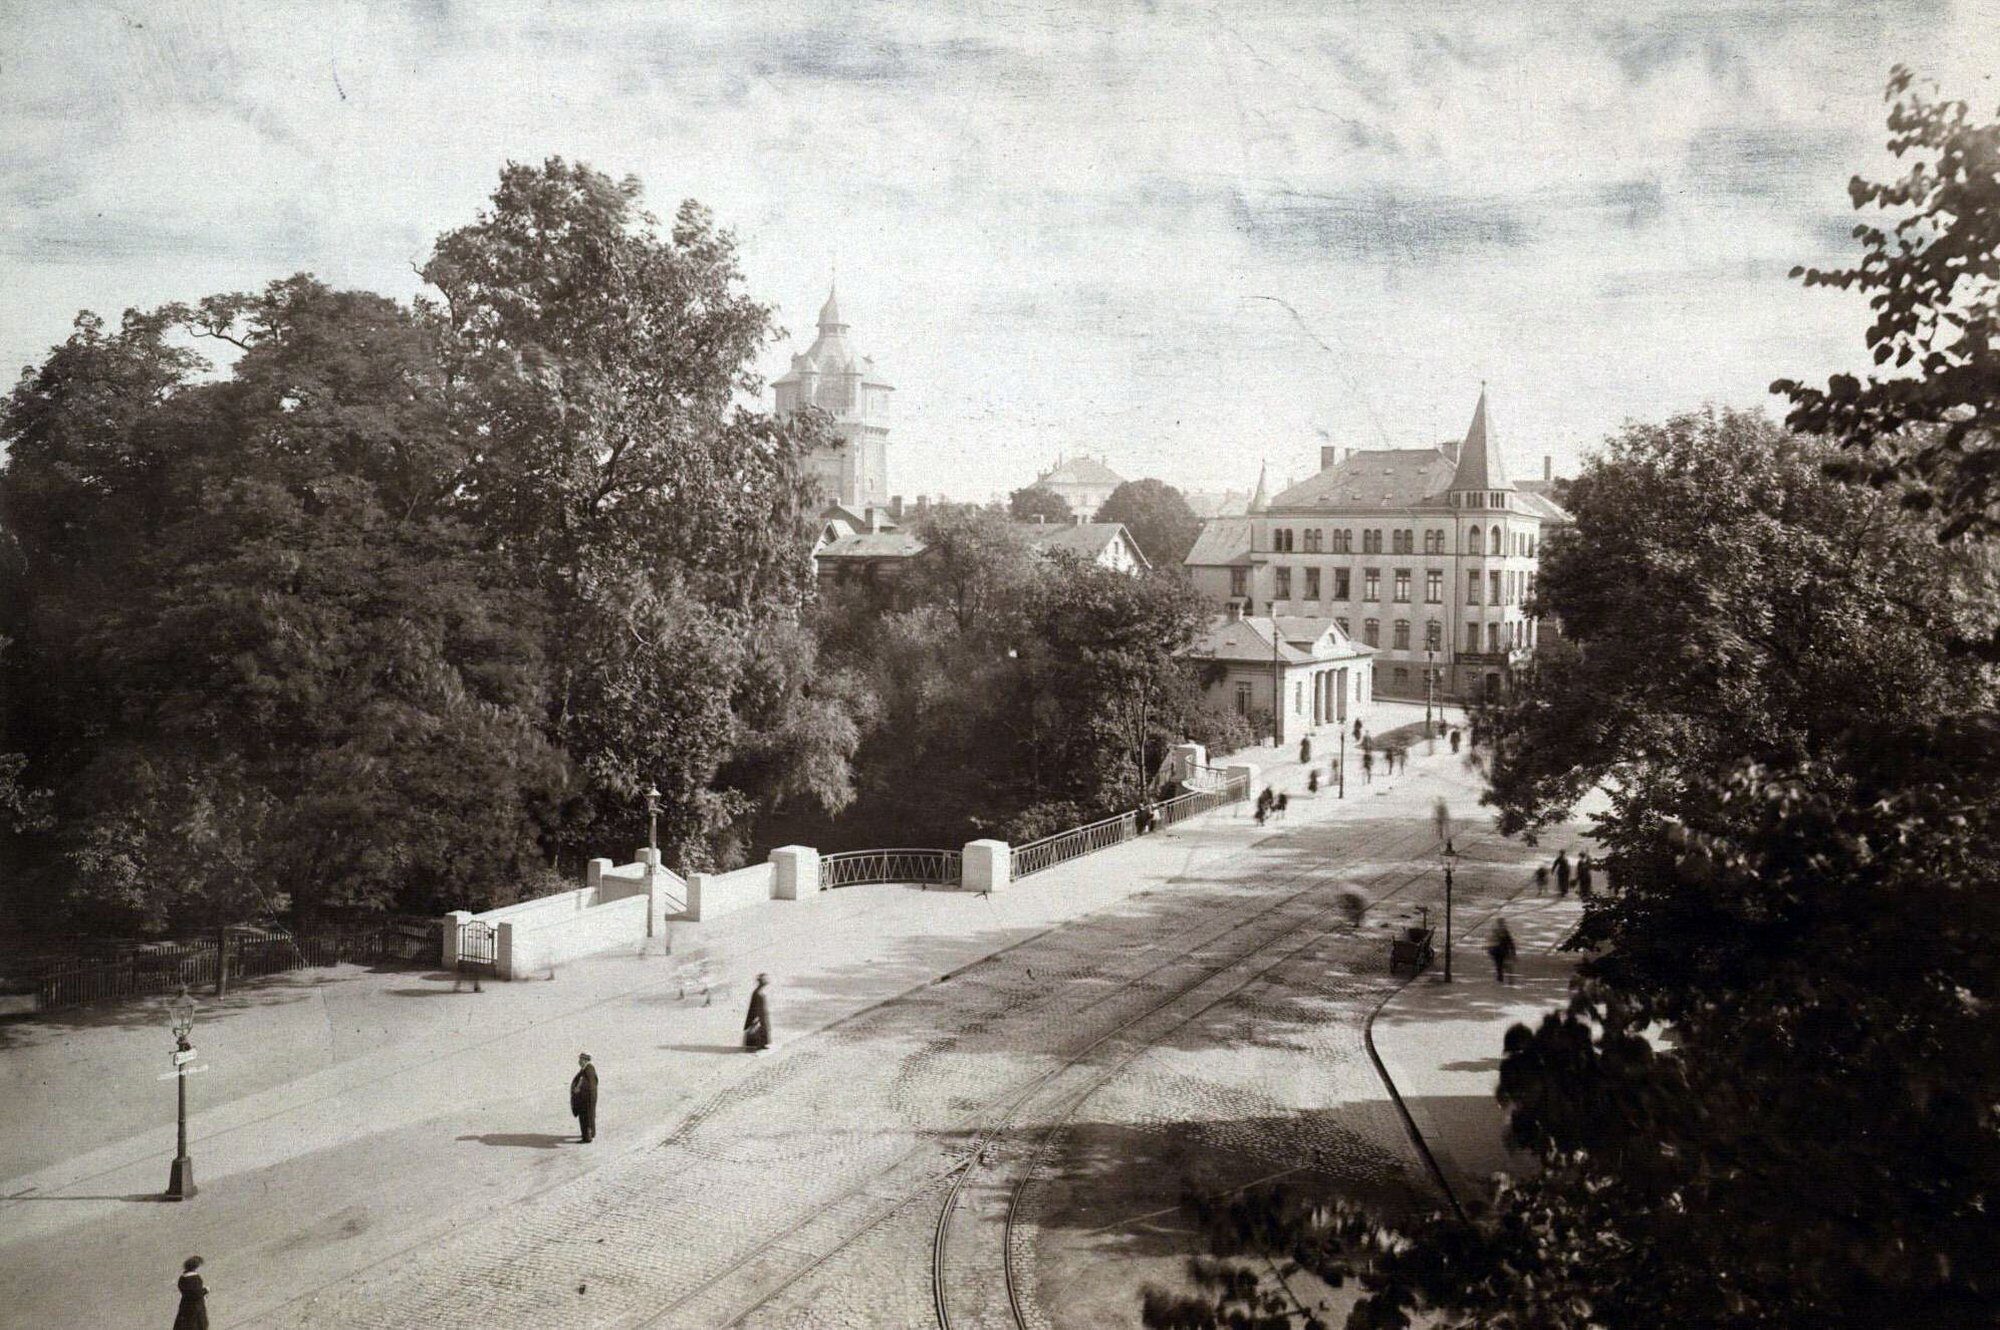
[{"left": 264, "top": 755, "right": 1547, "bottom": 1328}]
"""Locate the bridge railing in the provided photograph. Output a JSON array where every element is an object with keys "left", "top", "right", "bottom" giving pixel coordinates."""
[
  {"left": 820, "top": 848, "right": 964, "bottom": 890},
  {"left": 1009, "top": 768, "right": 1252, "bottom": 881},
  {"left": 1153, "top": 771, "right": 1251, "bottom": 829}
]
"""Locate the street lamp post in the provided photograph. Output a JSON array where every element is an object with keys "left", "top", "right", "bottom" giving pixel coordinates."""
[
  {"left": 166, "top": 986, "right": 197, "bottom": 1200},
  {"left": 1425, "top": 646, "right": 1436, "bottom": 739},
  {"left": 1439, "top": 839, "right": 1458, "bottom": 983},
  {"left": 645, "top": 785, "right": 661, "bottom": 854},
  {"left": 1337, "top": 727, "right": 1346, "bottom": 799}
]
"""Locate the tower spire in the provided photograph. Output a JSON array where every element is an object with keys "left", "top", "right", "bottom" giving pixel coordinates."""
[
  {"left": 1448, "top": 385, "right": 1511, "bottom": 492},
  {"left": 1248, "top": 460, "right": 1270, "bottom": 514}
]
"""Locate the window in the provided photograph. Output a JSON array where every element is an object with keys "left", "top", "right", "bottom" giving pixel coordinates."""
[
  {"left": 1425, "top": 570, "right": 1442, "bottom": 603},
  {"left": 1364, "top": 569, "right": 1380, "bottom": 600},
  {"left": 1234, "top": 682, "right": 1251, "bottom": 716},
  {"left": 1364, "top": 618, "right": 1380, "bottom": 646},
  {"left": 1467, "top": 623, "right": 1480, "bottom": 652},
  {"left": 1488, "top": 622, "right": 1500, "bottom": 653},
  {"left": 1363, "top": 529, "right": 1382, "bottom": 554},
  {"left": 1394, "top": 619, "right": 1411, "bottom": 650},
  {"left": 1424, "top": 529, "right": 1443, "bottom": 554},
  {"left": 1489, "top": 525, "right": 1502, "bottom": 555},
  {"left": 1304, "top": 528, "right": 1323, "bottom": 552},
  {"left": 1468, "top": 526, "right": 1483, "bottom": 555},
  {"left": 1426, "top": 620, "right": 1442, "bottom": 651},
  {"left": 1467, "top": 570, "right": 1481, "bottom": 604},
  {"left": 1336, "top": 616, "right": 1350, "bottom": 635},
  {"left": 1392, "top": 529, "right": 1413, "bottom": 554},
  {"left": 1393, "top": 569, "right": 1411, "bottom": 602},
  {"left": 1230, "top": 567, "right": 1248, "bottom": 597},
  {"left": 1393, "top": 667, "right": 1410, "bottom": 688},
  {"left": 1490, "top": 570, "right": 1502, "bottom": 604},
  {"left": 1305, "top": 567, "right": 1321, "bottom": 599},
  {"left": 1273, "top": 528, "right": 1294, "bottom": 553},
  {"left": 1275, "top": 567, "right": 1292, "bottom": 599},
  {"left": 1333, "top": 569, "right": 1350, "bottom": 600},
  {"left": 1333, "top": 529, "right": 1352, "bottom": 553},
  {"left": 1296, "top": 681, "right": 1305, "bottom": 711}
]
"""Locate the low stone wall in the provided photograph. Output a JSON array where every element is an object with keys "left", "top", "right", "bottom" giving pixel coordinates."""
[
  {"left": 685, "top": 861, "right": 776, "bottom": 922},
  {"left": 497, "top": 893, "right": 651, "bottom": 978}
]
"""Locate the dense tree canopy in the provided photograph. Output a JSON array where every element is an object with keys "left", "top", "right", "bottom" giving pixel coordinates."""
[
  {"left": 1093, "top": 477, "right": 1202, "bottom": 567},
  {"left": 1008, "top": 482, "right": 1073, "bottom": 524},
  {"left": 0, "top": 160, "right": 854, "bottom": 932}
]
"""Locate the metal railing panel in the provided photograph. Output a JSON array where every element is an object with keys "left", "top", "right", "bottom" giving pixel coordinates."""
[{"left": 819, "top": 848, "right": 964, "bottom": 889}]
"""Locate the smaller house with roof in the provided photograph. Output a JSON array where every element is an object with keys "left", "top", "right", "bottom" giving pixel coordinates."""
[
  {"left": 1022, "top": 521, "right": 1151, "bottom": 575},
  {"left": 1184, "top": 607, "right": 1375, "bottom": 745},
  {"left": 1033, "top": 456, "right": 1126, "bottom": 520},
  {"left": 813, "top": 504, "right": 926, "bottom": 604}
]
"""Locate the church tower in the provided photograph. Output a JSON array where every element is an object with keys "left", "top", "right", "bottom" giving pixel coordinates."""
[{"left": 772, "top": 284, "right": 895, "bottom": 508}]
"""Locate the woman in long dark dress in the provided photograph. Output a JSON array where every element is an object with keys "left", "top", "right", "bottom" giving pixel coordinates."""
[
  {"left": 174, "top": 1256, "right": 209, "bottom": 1330},
  {"left": 743, "top": 974, "right": 771, "bottom": 1052}
]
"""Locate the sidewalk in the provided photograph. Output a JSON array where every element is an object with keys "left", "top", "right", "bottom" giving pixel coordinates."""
[
  {"left": 1368, "top": 881, "right": 1589, "bottom": 1204},
  {"left": 0, "top": 703, "right": 1484, "bottom": 1330}
]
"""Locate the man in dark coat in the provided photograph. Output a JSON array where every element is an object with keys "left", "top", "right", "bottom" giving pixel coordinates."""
[
  {"left": 1552, "top": 850, "right": 1572, "bottom": 898},
  {"left": 174, "top": 1256, "right": 209, "bottom": 1330},
  {"left": 1298, "top": 735, "right": 1312, "bottom": 764},
  {"left": 570, "top": 1053, "right": 598, "bottom": 1143},
  {"left": 744, "top": 974, "right": 772, "bottom": 1051},
  {"left": 1450, "top": 727, "right": 1462, "bottom": 754},
  {"left": 1577, "top": 852, "right": 1596, "bottom": 900}
]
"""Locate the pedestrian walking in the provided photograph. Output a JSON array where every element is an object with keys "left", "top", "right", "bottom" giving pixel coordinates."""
[
  {"left": 1552, "top": 849, "right": 1572, "bottom": 899},
  {"left": 1352, "top": 717, "right": 1363, "bottom": 742},
  {"left": 1298, "top": 735, "right": 1312, "bottom": 765},
  {"left": 744, "top": 973, "right": 772, "bottom": 1052},
  {"left": 1135, "top": 803, "right": 1155, "bottom": 835},
  {"left": 570, "top": 1053, "right": 598, "bottom": 1143},
  {"left": 1256, "top": 786, "right": 1275, "bottom": 823},
  {"left": 1487, "top": 920, "right": 1517, "bottom": 984},
  {"left": 1275, "top": 792, "right": 1289, "bottom": 820},
  {"left": 1307, "top": 768, "right": 1320, "bottom": 794},
  {"left": 1360, "top": 748, "right": 1374, "bottom": 784},
  {"left": 1577, "top": 852, "right": 1596, "bottom": 900},
  {"left": 1534, "top": 865, "right": 1550, "bottom": 896},
  {"left": 173, "top": 1256, "right": 209, "bottom": 1330},
  {"left": 1450, "top": 727, "right": 1462, "bottom": 755}
]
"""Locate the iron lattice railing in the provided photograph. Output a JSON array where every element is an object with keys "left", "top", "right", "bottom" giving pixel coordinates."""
[
  {"left": 1010, "top": 770, "right": 1252, "bottom": 880},
  {"left": 30, "top": 928, "right": 389, "bottom": 1014},
  {"left": 820, "top": 848, "right": 964, "bottom": 890}
]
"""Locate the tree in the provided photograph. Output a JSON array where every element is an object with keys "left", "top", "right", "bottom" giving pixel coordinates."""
[
  {"left": 907, "top": 505, "right": 1034, "bottom": 635},
  {"left": 1094, "top": 477, "right": 1203, "bottom": 567},
  {"left": 1775, "top": 67, "right": 2000, "bottom": 546},
  {"left": 1009, "top": 482, "right": 1073, "bottom": 524}
]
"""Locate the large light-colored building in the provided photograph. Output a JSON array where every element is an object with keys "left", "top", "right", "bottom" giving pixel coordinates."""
[
  {"left": 1185, "top": 390, "right": 1569, "bottom": 703},
  {"left": 773, "top": 286, "right": 895, "bottom": 508},
  {"left": 1032, "top": 456, "right": 1125, "bottom": 520}
]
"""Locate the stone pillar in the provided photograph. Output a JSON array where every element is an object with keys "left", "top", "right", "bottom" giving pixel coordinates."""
[
  {"left": 1167, "top": 742, "right": 1206, "bottom": 786},
  {"left": 585, "top": 857, "right": 611, "bottom": 899},
  {"left": 962, "top": 839, "right": 1010, "bottom": 894},
  {"left": 683, "top": 874, "right": 707, "bottom": 923},
  {"left": 770, "top": 846, "right": 821, "bottom": 900},
  {"left": 1224, "top": 761, "right": 1259, "bottom": 804},
  {"left": 442, "top": 910, "right": 472, "bottom": 968},
  {"left": 495, "top": 920, "right": 518, "bottom": 981}
]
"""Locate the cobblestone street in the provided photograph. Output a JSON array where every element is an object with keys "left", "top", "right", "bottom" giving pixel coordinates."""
[{"left": 3, "top": 713, "right": 1581, "bottom": 1329}]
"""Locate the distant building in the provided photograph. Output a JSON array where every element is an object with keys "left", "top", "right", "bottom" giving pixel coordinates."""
[
  {"left": 773, "top": 286, "right": 895, "bottom": 508},
  {"left": 1033, "top": 456, "right": 1125, "bottom": 520},
  {"left": 1022, "top": 521, "right": 1151, "bottom": 575},
  {"left": 812, "top": 504, "right": 924, "bottom": 603},
  {"left": 1183, "top": 607, "right": 1374, "bottom": 744},
  {"left": 1183, "top": 488, "right": 1252, "bottom": 519},
  {"left": 1184, "top": 390, "right": 1570, "bottom": 704}
]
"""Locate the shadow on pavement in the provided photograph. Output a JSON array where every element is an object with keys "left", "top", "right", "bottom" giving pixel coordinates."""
[
  {"left": 456, "top": 1132, "right": 570, "bottom": 1149},
  {"left": 5, "top": 1192, "right": 175, "bottom": 1203},
  {"left": 658, "top": 1043, "right": 745, "bottom": 1055}
]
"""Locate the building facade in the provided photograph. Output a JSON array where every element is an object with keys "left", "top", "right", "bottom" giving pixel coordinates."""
[
  {"left": 773, "top": 286, "right": 895, "bottom": 508},
  {"left": 1185, "top": 391, "right": 1568, "bottom": 703},
  {"left": 1184, "top": 610, "right": 1374, "bottom": 744},
  {"left": 1032, "top": 456, "right": 1125, "bottom": 520},
  {"left": 1023, "top": 521, "right": 1151, "bottom": 574}
]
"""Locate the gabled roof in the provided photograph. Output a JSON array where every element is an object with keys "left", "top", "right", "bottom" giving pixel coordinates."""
[
  {"left": 815, "top": 530, "right": 926, "bottom": 560},
  {"left": 1039, "top": 456, "right": 1125, "bottom": 487},
  {"left": 1268, "top": 448, "right": 1457, "bottom": 511},
  {"left": 1024, "top": 522, "right": 1152, "bottom": 569},
  {"left": 1184, "top": 518, "right": 1255, "bottom": 567},
  {"left": 1186, "top": 614, "right": 1373, "bottom": 666},
  {"left": 1448, "top": 387, "right": 1512, "bottom": 492}
]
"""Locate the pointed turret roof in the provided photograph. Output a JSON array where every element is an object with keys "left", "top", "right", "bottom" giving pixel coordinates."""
[
  {"left": 819, "top": 283, "right": 845, "bottom": 329},
  {"left": 1448, "top": 387, "right": 1512, "bottom": 492},
  {"left": 1248, "top": 461, "right": 1270, "bottom": 513}
]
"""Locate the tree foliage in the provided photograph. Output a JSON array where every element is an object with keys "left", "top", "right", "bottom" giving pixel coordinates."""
[
  {"left": 1774, "top": 67, "right": 2000, "bottom": 544},
  {"left": 1094, "top": 477, "right": 1203, "bottom": 567},
  {"left": 0, "top": 160, "right": 857, "bottom": 932},
  {"left": 1008, "top": 482, "right": 1073, "bottom": 524}
]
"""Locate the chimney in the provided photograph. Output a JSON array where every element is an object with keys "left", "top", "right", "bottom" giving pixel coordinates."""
[
  {"left": 1321, "top": 445, "right": 1339, "bottom": 471},
  {"left": 866, "top": 507, "right": 882, "bottom": 533},
  {"left": 1344, "top": 447, "right": 1356, "bottom": 462},
  {"left": 1543, "top": 455, "right": 1553, "bottom": 482},
  {"left": 890, "top": 495, "right": 904, "bottom": 520},
  {"left": 1225, "top": 599, "right": 1242, "bottom": 622},
  {"left": 916, "top": 494, "right": 931, "bottom": 514}
]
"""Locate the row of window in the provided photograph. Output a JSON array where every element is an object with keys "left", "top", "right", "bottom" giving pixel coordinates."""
[
  {"left": 1239, "top": 566, "right": 1536, "bottom": 606},
  {"left": 1268, "top": 525, "right": 1535, "bottom": 557},
  {"left": 1324, "top": 617, "right": 1535, "bottom": 654}
]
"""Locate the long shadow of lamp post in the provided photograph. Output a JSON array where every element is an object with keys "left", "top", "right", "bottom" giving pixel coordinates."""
[{"left": 166, "top": 985, "right": 197, "bottom": 1199}]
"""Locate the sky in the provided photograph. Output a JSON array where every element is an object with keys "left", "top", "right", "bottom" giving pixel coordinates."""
[{"left": 3, "top": 0, "right": 1997, "bottom": 502}]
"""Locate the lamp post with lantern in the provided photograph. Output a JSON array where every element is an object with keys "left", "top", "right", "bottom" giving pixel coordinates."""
[
  {"left": 166, "top": 985, "right": 198, "bottom": 1200},
  {"left": 645, "top": 785, "right": 661, "bottom": 854},
  {"left": 1439, "top": 839, "right": 1459, "bottom": 983}
]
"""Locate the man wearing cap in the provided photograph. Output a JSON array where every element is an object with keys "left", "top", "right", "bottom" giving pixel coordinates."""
[{"left": 570, "top": 1053, "right": 598, "bottom": 1143}]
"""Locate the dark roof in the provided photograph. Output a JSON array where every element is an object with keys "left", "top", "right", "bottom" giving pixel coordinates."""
[
  {"left": 1447, "top": 387, "right": 1512, "bottom": 491},
  {"left": 1023, "top": 522, "right": 1150, "bottom": 567},
  {"left": 1268, "top": 448, "right": 1456, "bottom": 511},
  {"left": 816, "top": 531, "right": 926, "bottom": 560},
  {"left": 1184, "top": 518, "right": 1255, "bottom": 567}
]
